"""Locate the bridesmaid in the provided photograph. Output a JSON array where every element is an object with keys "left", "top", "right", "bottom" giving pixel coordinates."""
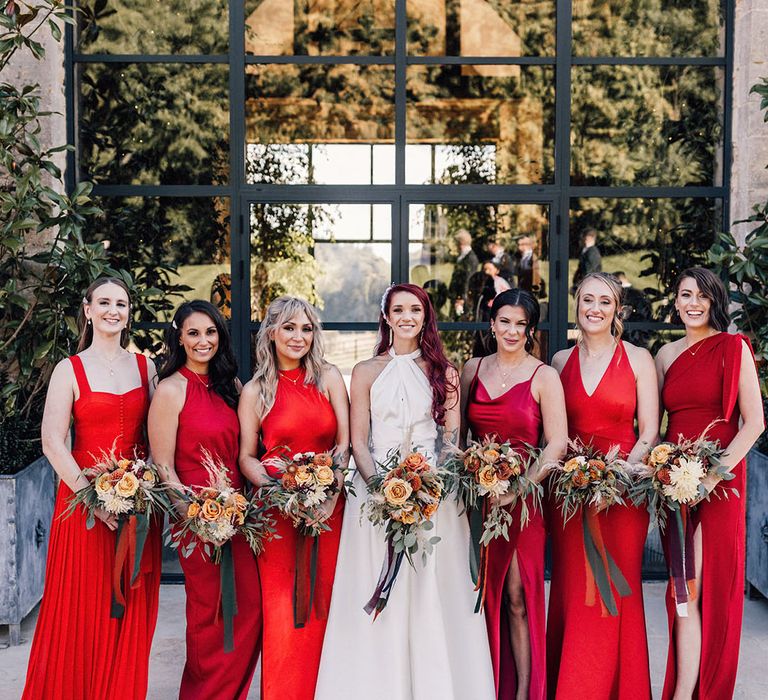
[
  {"left": 238, "top": 296, "right": 349, "bottom": 700},
  {"left": 461, "top": 289, "right": 567, "bottom": 700},
  {"left": 23, "top": 278, "right": 161, "bottom": 700},
  {"left": 655, "top": 268, "right": 763, "bottom": 700},
  {"left": 547, "top": 272, "right": 659, "bottom": 700},
  {"left": 147, "top": 300, "right": 261, "bottom": 699}
]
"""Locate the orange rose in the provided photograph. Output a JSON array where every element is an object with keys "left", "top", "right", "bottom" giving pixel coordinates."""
[
  {"left": 384, "top": 478, "right": 412, "bottom": 506},
  {"left": 497, "top": 458, "right": 520, "bottom": 480},
  {"left": 396, "top": 504, "right": 418, "bottom": 524},
  {"left": 95, "top": 473, "right": 112, "bottom": 494},
  {"left": 282, "top": 472, "right": 298, "bottom": 489},
  {"left": 563, "top": 457, "right": 583, "bottom": 473},
  {"left": 650, "top": 444, "right": 673, "bottom": 466},
  {"left": 482, "top": 448, "right": 500, "bottom": 464},
  {"left": 201, "top": 499, "right": 223, "bottom": 521},
  {"left": 115, "top": 472, "right": 139, "bottom": 498},
  {"left": 656, "top": 467, "right": 672, "bottom": 485},
  {"left": 406, "top": 472, "right": 423, "bottom": 492},
  {"left": 187, "top": 502, "right": 201, "bottom": 519},
  {"left": 422, "top": 502, "right": 438, "bottom": 519},
  {"left": 312, "top": 453, "right": 334, "bottom": 468},
  {"left": 464, "top": 455, "right": 482, "bottom": 473},
  {"left": 588, "top": 459, "right": 605, "bottom": 481},
  {"left": 571, "top": 470, "right": 590, "bottom": 488},
  {"left": 404, "top": 452, "right": 426, "bottom": 470},
  {"left": 315, "top": 464, "right": 335, "bottom": 487},
  {"left": 478, "top": 465, "right": 499, "bottom": 490},
  {"left": 232, "top": 493, "right": 248, "bottom": 512},
  {"left": 223, "top": 506, "right": 236, "bottom": 520}
]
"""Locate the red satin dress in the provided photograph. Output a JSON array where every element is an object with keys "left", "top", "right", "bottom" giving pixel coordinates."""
[
  {"left": 547, "top": 342, "right": 651, "bottom": 700},
  {"left": 22, "top": 354, "right": 161, "bottom": 700},
  {"left": 173, "top": 366, "right": 262, "bottom": 700},
  {"left": 660, "top": 333, "right": 749, "bottom": 700},
  {"left": 466, "top": 360, "right": 547, "bottom": 700},
  {"left": 258, "top": 367, "right": 344, "bottom": 700}
]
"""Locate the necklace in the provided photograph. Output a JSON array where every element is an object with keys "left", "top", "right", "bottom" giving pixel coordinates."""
[
  {"left": 581, "top": 340, "right": 616, "bottom": 361},
  {"left": 279, "top": 369, "right": 302, "bottom": 385},
  {"left": 686, "top": 332, "right": 717, "bottom": 357},
  {"left": 496, "top": 355, "right": 527, "bottom": 389},
  {"left": 91, "top": 349, "right": 126, "bottom": 377},
  {"left": 185, "top": 366, "right": 210, "bottom": 389}
]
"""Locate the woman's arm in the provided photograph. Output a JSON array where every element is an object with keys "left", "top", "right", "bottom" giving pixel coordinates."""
[
  {"left": 438, "top": 365, "right": 461, "bottom": 463},
  {"left": 531, "top": 366, "right": 568, "bottom": 483},
  {"left": 238, "top": 381, "right": 270, "bottom": 487},
  {"left": 350, "top": 362, "right": 377, "bottom": 483},
  {"left": 626, "top": 345, "right": 660, "bottom": 466},
  {"left": 317, "top": 365, "right": 351, "bottom": 518},
  {"left": 459, "top": 358, "right": 480, "bottom": 449}
]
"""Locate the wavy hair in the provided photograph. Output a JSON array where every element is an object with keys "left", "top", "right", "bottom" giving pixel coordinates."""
[
  {"left": 77, "top": 277, "right": 132, "bottom": 352},
  {"left": 251, "top": 297, "right": 326, "bottom": 415},
  {"left": 489, "top": 288, "right": 540, "bottom": 354},
  {"left": 575, "top": 272, "right": 624, "bottom": 341},
  {"left": 375, "top": 283, "right": 456, "bottom": 425},
  {"left": 157, "top": 300, "right": 239, "bottom": 409},
  {"left": 673, "top": 267, "right": 730, "bottom": 332}
]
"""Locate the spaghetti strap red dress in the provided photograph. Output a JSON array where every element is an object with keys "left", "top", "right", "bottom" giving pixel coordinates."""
[
  {"left": 173, "top": 366, "right": 262, "bottom": 700},
  {"left": 660, "top": 332, "right": 749, "bottom": 700},
  {"left": 547, "top": 342, "right": 651, "bottom": 700},
  {"left": 22, "top": 354, "right": 161, "bottom": 700},
  {"left": 466, "top": 359, "right": 547, "bottom": 700},
  {"left": 258, "top": 367, "right": 344, "bottom": 700}
]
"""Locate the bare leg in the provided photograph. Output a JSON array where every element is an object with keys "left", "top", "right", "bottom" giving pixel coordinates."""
[
  {"left": 672, "top": 524, "right": 704, "bottom": 700},
  {"left": 505, "top": 551, "right": 531, "bottom": 700}
]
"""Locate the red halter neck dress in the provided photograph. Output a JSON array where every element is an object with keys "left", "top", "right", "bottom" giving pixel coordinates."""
[
  {"left": 547, "top": 342, "right": 651, "bottom": 700},
  {"left": 466, "top": 359, "right": 547, "bottom": 700},
  {"left": 23, "top": 354, "right": 161, "bottom": 700}
]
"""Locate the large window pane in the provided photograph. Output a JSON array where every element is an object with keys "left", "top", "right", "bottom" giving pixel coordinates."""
[
  {"left": 78, "top": 64, "right": 229, "bottom": 185},
  {"left": 407, "top": 0, "right": 555, "bottom": 57},
  {"left": 249, "top": 203, "right": 391, "bottom": 322},
  {"left": 246, "top": 65, "right": 395, "bottom": 184},
  {"left": 571, "top": 66, "right": 724, "bottom": 187},
  {"left": 572, "top": 0, "right": 725, "bottom": 57},
  {"left": 245, "top": 0, "right": 395, "bottom": 56},
  {"left": 406, "top": 65, "right": 555, "bottom": 184},
  {"left": 76, "top": 0, "right": 228, "bottom": 54}
]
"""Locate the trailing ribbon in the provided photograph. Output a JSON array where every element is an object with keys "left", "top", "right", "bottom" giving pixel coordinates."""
[
  {"left": 219, "top": 541, "right": 237, "bottom": 652},
  {"left": 364, "top": 541, "right": 405, "bottom": 620},
  {"left": 293, "top": 533, "right": 321, "bottom": 628},
  {"left": 664, "top": 505, "right": 697, "bottom": 617},
  {"left": 469, "top": 501, "right": 490, "bottom": 613},
  {"left": 581, "top": 508, "right": 631, "bottom": 617}
]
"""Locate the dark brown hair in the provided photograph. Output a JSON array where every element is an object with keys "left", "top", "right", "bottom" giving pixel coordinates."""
[
  {"left": 673, "top": 267, "right": 730, "bottom": 332},
  {"left": 76, "top": 277, "right": 132, "bottom": 352}
]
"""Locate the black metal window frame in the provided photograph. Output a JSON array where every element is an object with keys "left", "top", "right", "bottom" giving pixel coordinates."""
[{"left": 64, "top": 0, "right": 734, "bottom": 374}]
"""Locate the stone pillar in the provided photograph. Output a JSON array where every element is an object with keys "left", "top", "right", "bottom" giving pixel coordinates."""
[{"left": 731, "top": 0, "right": 768, "bottom": 244}]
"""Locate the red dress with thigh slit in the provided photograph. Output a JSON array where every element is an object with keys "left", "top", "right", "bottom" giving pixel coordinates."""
[
  {"left": 22, "top": 354, "right": 161, "bottom": 700},
  {"left": 466, "top": 359, "right": 547, "bottom": 700},
  {"left": 660, "top": 333, "right": 749, "bottom": 700},
  {"left": 547, "top": 342, "right": 651, "bottom": 700}
]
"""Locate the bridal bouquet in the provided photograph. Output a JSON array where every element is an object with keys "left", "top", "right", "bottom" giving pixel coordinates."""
[
  {"left": 65, "top": 446, "right": 170, "bottom": 619},
  {"left": 169, "top": 450, "right": 275, "bottom": 650},
  {"left": 632, "top": 425, "right": 731, "bottom": 615},
  {"left": 446, "top": 436, "right": 542, "bottom": 611},
  {"left": 260, "top": 449, "right": 346, "bottom": 628},
  {"left": 550, "top": 439, "right": 633, "bottom": 616},
  {"left": 363, "top": 449, "right": 444, "bottom": 618}
]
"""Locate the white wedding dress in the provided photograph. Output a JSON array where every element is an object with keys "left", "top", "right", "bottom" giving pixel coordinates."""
[{"left": 315, "top": 349, "right": 495, "bottom": 700}]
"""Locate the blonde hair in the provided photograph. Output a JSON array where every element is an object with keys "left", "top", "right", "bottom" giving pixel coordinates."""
[
  {"left": 251, "top": 296, "right": 326, "bottom": 415},
  {"left": 574, "top": 272, "right": 624, "bottom": 342}
]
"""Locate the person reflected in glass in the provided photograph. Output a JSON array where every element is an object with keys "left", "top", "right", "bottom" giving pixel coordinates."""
[
  {"left": 514, "top": 236, "right": 536, "bottom": 292},
  {"left": 548, "top": 272, "right": 658, "bottom": 700},
  {"left": 615, "top": 271, "right": 653, "bottom": 348},
  {"left": 449, "top": 228, "right": 480, "bottom": 319},
  {"left": 461, "top": 289, "right": 567, "bottom": 700},
  {"left": 238, "top": 297, "right": 349, "bottom": 700},
  {"left": 571, "top": 229, "right": 602, "bottom": 294},
  {"left": 23, "top": 278, "right": 161, "bottom": 700},
  {"left": 655, "top": 268, "right": 763, "bottom": 700},
  {"left": 487, "top": 238, "right": 516, "bottom": 284},
  {"left": 148, "top": 300, "right": 261, "bottom": 700}
]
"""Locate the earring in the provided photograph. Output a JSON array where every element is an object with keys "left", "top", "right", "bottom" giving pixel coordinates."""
[
  {"left": 490, "top": 329, "right": 495, "bottom": 339},
  {"left": 87, "top": 319, "right": 91, "bottom": 326}
]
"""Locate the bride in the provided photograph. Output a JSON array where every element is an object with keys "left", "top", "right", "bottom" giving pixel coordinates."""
[{"left": 315, "top": 284, "right": 495, "bottom": 700}]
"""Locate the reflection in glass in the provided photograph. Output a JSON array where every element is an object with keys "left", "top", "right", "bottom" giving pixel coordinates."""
[
  {"left": 407, "top": 0, "right": 555, "bottom": 57},
  {"left": 78, "top": 63, "right": 229, "bottom": 185},
  {"left": 249, "top": 204, "right": 391, "bottom": 322},
  {"left": 572, "top": 0, "right": 724, "bottom": 58},
  {"left": 75, "top": 0, "right": 228, "bottom": 54},
  {"left": 245, "top": 65, "right": 395, "bottom": 185},
  {"left": 406, "top": 66, "right": 555, "bottom": 184},
  {"left": 245, "top": 0, "right": 394, "bottom": 56},
  {"left": 568, "top": 198, "right": 722, "bottom": 338},
  {"left": 571, "top": 66, "right": 723, "bottom": 187}
]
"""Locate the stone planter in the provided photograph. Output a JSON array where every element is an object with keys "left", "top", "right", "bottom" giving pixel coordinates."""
[
  {"left": 746, "top": 448, "right": 768, "bottom": 600},
  {"left": 0, "top": 456, "right": 56, "bottom": 645}
]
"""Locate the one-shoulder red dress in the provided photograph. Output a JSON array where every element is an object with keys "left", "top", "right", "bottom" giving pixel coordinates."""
[
  {"left": 22, "top": 354, "right": 161, "bottom": 700},
  {"left": 660, "top": 332, "right": 749, "bottom": 700},
  {"left": 173, "top": 366, "right": 262, "bottom": 700},
  {"left": 547, "top": 342, "right": 651, "bottom": 700},
  {"left": 466, "top": 359, "right": 547, "bottom": 700},
  {"left": 258, "top": 367, "right": 344, "bottom": 700}
]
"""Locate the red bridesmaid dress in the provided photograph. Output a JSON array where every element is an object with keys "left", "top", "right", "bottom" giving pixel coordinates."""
[
  {"left": 547, "top": 342, "right": 651, "bottom": 700},
  {"left": 22, "top": 354, "right": 161, "bottom": 700},
  {"left": 466, "top": 360, "right": 547, "bottom": 700},
  {"left": 660, "top": 332, "right": 749, "bottom": 699},
  {"left": 258, "top": 367, "right": 344, "bottom": 700},
  {"left": 173, "top": 366, "right": 262, "bottom": 700}
]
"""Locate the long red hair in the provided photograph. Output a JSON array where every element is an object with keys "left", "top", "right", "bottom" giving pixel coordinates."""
[{"left": 375, "top": 283, "right": 456, "bottom": 425}]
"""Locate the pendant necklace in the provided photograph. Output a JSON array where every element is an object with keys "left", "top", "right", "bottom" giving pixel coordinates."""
[{"left": 496, "top": 355, "right": 526, "bottom": 389}]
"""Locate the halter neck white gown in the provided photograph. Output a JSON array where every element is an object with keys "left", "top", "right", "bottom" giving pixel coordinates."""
[{"left": 315, "top": 349, "right": 495, "bottom": 700}]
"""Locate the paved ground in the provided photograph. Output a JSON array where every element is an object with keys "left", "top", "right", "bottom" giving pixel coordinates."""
[{"left": 3, "top": 583, "right": 767, "bottom": 699}]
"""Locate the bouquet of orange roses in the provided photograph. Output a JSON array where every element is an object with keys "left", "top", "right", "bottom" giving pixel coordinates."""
[
  {"left": 446, "top": 436, "right": 542, "bottom": 611},
  {"left": 363, "top": 449, "right": 445, "bottom": 618},
  {"left": 66, "top": 446, "right": 170, "bottom": 619},
  {"left": 550, "top": 439, "right": 633, "bottom": 616},
  {"left": 260, "top": 449, "right": 346, "bottom": 627},
  {"left": 632, "top": 426, "right": 731, "bottom": 615},
  {"left": 169, "top": 450, "right": 275, "bottom": 650}
]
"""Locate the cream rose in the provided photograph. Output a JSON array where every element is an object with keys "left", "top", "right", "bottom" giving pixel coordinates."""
[
  {"left": 650, "top": 444, "right": 673, "bottom": 465},
  {"left": 115, "top": 472, "right": 139, "bottom": 498},
  {"left": 563, "top": 456, "right": 585, "bottom": 473},
  {"left": 383, "top": 478, "right": 413, "bottom": 506},
  {"left": 315, "top": 464, "right": 335, "bottom": 487},
  {"left": 295, "top": 467, "right": 313, "bottom": 485},
  {"left": 95, "top": 472, "right": 113, "bottom": 494}
]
